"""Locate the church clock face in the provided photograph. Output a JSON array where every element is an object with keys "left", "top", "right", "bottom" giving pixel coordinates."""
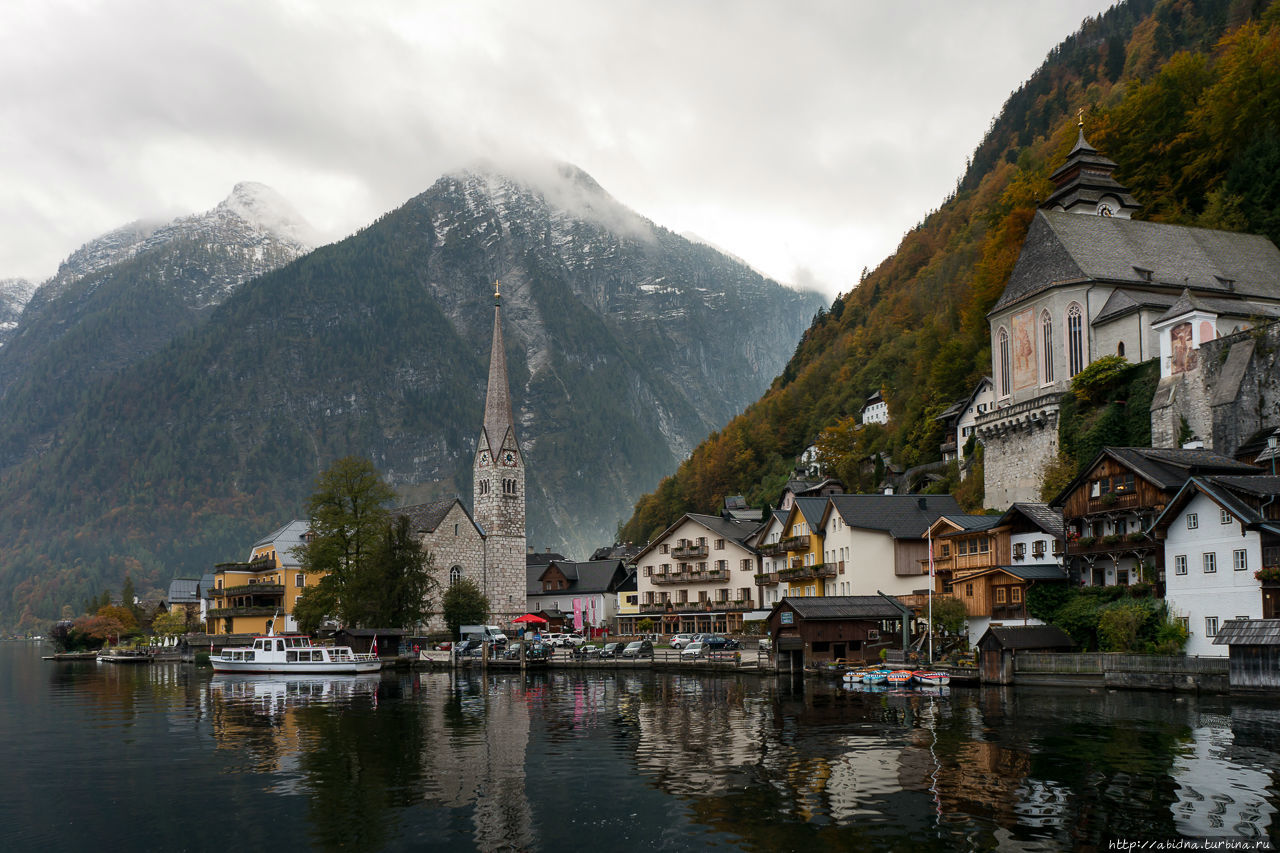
[
  {"left": 502, "top": 450, "right": 517, "bottom": 466},
  {"left": 1096, "top": 201, "right": 1115, "bottom": 217},
  {"left": 478, "top": 449, "right": 490, "bottom": 465}
]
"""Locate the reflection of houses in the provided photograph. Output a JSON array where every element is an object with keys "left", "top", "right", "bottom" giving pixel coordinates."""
[
  {"left": 767, "top": 596, "right": 909, "bottom": 668},
  {"left": 925, "top": 503, "right": 1067, "bottom": 638},
  {"left": 630, "top": 514, "right": 760, "bottom": 635},
  {"left": 206, "top": 520, "right": 312, "bottom": 635},
  {"left": 527, "top": 559, "right": 631, "bottom": 635},
  {"left": 1168, "top": 719, "right": 1276, "bottom": 839},
  {"left": 979, "top": 120, "right": 1280, "bottom": 507},
  {"left": 1051, "top": 447, "right": 1257, "bottom": 591},
  {"left": 1153, "top": 475, "right": 1280, "bottom": 655}
]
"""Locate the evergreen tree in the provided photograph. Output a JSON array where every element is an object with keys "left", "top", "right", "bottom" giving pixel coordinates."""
[{"left": 441, "top": 578, "right": 489, "bottom": 641}]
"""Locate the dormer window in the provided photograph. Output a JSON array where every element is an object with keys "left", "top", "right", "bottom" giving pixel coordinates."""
[{"left": 1132, "top": 266, "right": 1153, "bottom": 282}]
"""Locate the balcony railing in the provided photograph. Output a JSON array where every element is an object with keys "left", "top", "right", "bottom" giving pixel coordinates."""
[
  {"left": 1067, "top": 534, "right": 1155, "bottom": 556},
  {"left": 640, "top": 600, "right": 754, "bottom": 613},
  {"left": 216, "top": 583, "right": 284, "bottom": 597},
  {"left": 778, "top": 564, "right": 836, "bottom": 583},
  {"left": 1086, "top": 491, "right": 1141, "bottom": 512},
  {"left": 207, "top": 606, "right": 278, "bottom": 619},
  {"left": 758, "top": 541, "right": 786, "bottom": 557},
  {"left": 672, "top": 544, "right": 708, "bottom": 559},
  {"left": 754, "top": 572, "right": 780, "bottom": 585},
  {"left": 780, "top": 534, "right": 811, "bottom": 552}
]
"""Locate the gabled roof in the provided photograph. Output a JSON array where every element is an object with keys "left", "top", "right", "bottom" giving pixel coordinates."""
[
  {"left": 997, "top": 502, "right": 1064, "bottom": 539},
  {"left": 1151, "top": 474, "right": 1280, "bottom": 535},
  {"left": 1214, "top": 619, "right": 1280, "bottom": 646},
  {"left": 825, "top": 494, "right": 964, "bottom": 539},
  {"left": 991, "top": 209, "right": 1280, "bottom": 314},
  {"left": 250, "top": 519, "right": 310, "bottom": 565},
  {"left": 632, "top": 512, "right": 758, "bottom": 562},
  {"left": 535, "top": 560, "right": 629, "bottom": 595},
  {"left": 978, "top": 624, "right": 1074, "bottom": 650},
  {"left": 932, "top": 514, "right": 1003, "bottom": 538},
  {"left": 1049, "top": 446, "right": 1260, "bottom": 508},
  {"left": 960, "top": 563, "right": 1068, "bottom": 582},
  {"left": 396, "top": 497, "right": 482, "bottom": 537},
  {"left": 528, "top": 550, "right": 568, "bottom": 567},
  {"left": 773, "top": 595, "right": 910, "bottom": 621},
  {"left": 1153, "top": 287, "right": 1280, "bottom": 325},
  {"left": 1093, "top": 288, "right": 1175, "bottom": 325}
]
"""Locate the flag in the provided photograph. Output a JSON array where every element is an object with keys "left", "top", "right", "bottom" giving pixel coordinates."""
[
  {"left": 928, "top": 529, "right": 935, "bottom": 579},
  {"left": 370, "top": 634, "right": 378, "bottom": 656}
]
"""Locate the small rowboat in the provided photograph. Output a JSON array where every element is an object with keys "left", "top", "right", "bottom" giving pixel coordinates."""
[
  {"left": 886, "top": 670, "right": 914, "bottom": 686},
  {"left": 912, "top": 670, "right": 951, "bottom": 687},
  {"left": 861, "top": 669, "right": 890, "bottom": 684}
]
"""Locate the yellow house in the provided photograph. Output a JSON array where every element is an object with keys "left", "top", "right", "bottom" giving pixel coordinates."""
[
  {"left": 779, "top": 497, "right": 832, "bottom": 597},
  {"left": 206, "top": 520, "right": 319, "bottom": 635}
]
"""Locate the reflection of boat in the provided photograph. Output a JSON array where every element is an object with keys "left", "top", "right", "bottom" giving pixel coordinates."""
[
  {"left": 210, "top": 634, "right": 380, "bottom": 673},
  {"left": 911, "top": 671, "right": 951, "bottom": 687},
  {"left": 210, "top": 673, "right": 381, "bottom": 701}
]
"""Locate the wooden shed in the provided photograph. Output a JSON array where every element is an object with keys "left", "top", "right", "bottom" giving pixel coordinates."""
[
  {"left": 1214, "top": 619, "right": 1280, "bottom": 689},
  {"left": 976, "top": 624, "right": 1073, "bottom": 684},
  {"left": 766, "top": 596, "right": 909, "bottom": 672},
  {"left": 332, "top": 628, "right": 406, "bottom": 659}
]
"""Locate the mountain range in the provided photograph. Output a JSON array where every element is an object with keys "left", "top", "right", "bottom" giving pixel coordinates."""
[{"left": 0, "top": 164, "right": 822, "bottom": 629}]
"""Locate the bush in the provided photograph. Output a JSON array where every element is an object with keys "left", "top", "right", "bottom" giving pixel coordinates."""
[
  {"left": 1098, "top": 603, "right": 1146, "bottom": 651},
  {"left": 1071, "top": 355, "right": 1131, "bottom": 405}
]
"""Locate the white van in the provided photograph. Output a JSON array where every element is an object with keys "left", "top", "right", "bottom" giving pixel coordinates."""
[{"left": 460, "top": 625, "right": 508, "bottom": 644}]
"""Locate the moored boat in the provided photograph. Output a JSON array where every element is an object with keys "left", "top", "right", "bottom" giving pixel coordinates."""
[
  {"left": 911, "top": 670, "right": 951, "bottom": 686},
  {"left": 210, "top": 634, "right": 381, "bottom": 674},
  {"left": 886, "top": 669, "right": 914, "bottom": 686},
  {"left": 97, "top": 649, "right": 152, "bottom": 664},
  {"left": 861, "top": 669, "right": 890, "bottom": 684}
]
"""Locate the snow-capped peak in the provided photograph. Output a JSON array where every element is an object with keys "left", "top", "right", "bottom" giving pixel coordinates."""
[{"left": 215, "top": 182, "right": 319, "bottom": 249}]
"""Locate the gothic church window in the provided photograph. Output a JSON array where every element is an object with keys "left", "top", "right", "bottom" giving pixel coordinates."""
[
  {"left": 449, "top": 566, "right": 462, "bottom": 586},
  {"left": 998, "top": 328, "right": 1011, "bottom": 396},
  {"left": 1067, "top": 303, "right": 1085, "bottom": 376},
  {"left": 1041, "top": 311, "right": 1054, "bottom": 384}
]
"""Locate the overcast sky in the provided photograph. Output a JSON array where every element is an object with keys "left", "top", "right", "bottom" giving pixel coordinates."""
[{"left": 3, "top": 1, "right": 1118, "bottom": 299}]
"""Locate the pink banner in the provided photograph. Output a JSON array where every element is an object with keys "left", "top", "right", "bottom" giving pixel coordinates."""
[{"left": 573, "top": 598, "right": 583, "bottom": 630}]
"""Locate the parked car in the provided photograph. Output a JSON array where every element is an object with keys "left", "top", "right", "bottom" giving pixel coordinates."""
[
  {"left": 599, "top": 642, "right": 626, "bottom": 659},
  {"left": 526, "top": 641, "right": 550, "bottom": 661},
  {"left": 757, "top": 638, "right": 772, "bottom": 652},
  {"left": 456, "top": 639, "right": 485, "bottom": 658},
  {"left": 680, "top": 641, "right": 705, "bottom": 659},
  {"left": 576, "top": 644, "right": 600, "bottom": 658},
  {"left": 543, "top": 633, "right": 567, "bottom": 647},
  {"left": 669, "top": 633, "right": 695, "bottom": 649},
  {"left": 562, "top": 633, "right": 586, "bottom": 648},
  {"left": 702, "top": 636, "right": 741, "bottom": 652},
  {"left": 621, "top": 639, "right": 654, "bottom": 658}
]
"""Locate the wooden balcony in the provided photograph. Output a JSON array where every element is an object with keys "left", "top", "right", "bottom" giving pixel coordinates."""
[
  {"left": 216, "top": 583, "right": 284, "bottom": 598},
  {"left": 207, "top": 606, "right": 277, "bottom": 619},
  {"left": 672, "top": 544, "right": 708, "bottom": 559},
  {"left": 650, "top": 569, "right": 727, "bottom": 585},
  {"left": 1085, "top": 491, "right": 1142, "bottom": 513},
  {"left": 780, "top": 534, "right": 812, "bottom": 552},
  {"left": 754, "top": 572, "right": 780, "bottom": 585},
  {"left": 1067, "top": 534, "right": 1154, "bottom": 556},
  {"left": 778, "top": 564, "right": 836, "bottom": 583}
]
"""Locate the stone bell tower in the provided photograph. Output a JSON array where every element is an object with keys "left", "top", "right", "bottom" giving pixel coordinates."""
[{"left": 473, "top": 280, "right": 527, "bottom": 621}]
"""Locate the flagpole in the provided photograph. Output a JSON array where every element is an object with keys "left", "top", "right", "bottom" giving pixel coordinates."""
[{"left": 927, "top": 527, "right": 934, "bottom": 666}]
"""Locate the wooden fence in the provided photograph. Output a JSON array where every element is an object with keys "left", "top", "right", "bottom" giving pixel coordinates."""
[{"left": 1013, "top": 652, "right": 1228, "bottom": 675}]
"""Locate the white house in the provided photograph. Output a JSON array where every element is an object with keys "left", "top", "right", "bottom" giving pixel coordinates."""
[
  {"left": 1153, "top": 475, "right": 1280, "bottom": 656},
  {"left": 861, "top": 391, "right": 889, "bottom": 426}
]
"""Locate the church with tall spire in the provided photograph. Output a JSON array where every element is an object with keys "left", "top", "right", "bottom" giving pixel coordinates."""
[{"left": 472, "top": 279, "right": 527, "bottom": 621}]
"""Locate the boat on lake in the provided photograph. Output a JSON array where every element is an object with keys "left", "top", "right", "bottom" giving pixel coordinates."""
[
  {"left": 911, "top": 670, "right": 951, "bottom": 687},
  {"left": 97, "top": 649, "right": 152, "bottom": 664},
  {"left": 210, "top": 634, "right": 381, "bottom": 674},
  {"left": 886, "top": 670, "right": 915, "bottom": 686}
]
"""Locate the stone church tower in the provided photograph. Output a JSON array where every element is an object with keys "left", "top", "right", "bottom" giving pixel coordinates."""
[{"left": 474, "top": 281, "right": 527, "bottom": 622}]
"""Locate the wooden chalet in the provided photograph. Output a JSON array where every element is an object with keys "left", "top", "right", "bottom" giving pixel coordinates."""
[
  {"left": 766, "top": 596, "right": 909, "bottom": 670},
  {"left": 976, "top": 624, "right": 1074, "bottom": 684}
]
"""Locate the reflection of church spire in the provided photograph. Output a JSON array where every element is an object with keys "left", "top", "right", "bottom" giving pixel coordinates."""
[
  {"left": 1042, "top": 112, "right": 1141, "bottom": 219},
  {"left": 482, "top": 280, "right": 518, "bottom": 460}
]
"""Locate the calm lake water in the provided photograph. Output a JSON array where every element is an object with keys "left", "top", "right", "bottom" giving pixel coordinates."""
[{"left": 3, "top": 641, "right": 1279, "bottom": 852}]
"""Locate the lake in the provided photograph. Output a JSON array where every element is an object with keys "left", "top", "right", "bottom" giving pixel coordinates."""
[{"left": 3, "top": 641, "right": 1278, "bottom": 851}]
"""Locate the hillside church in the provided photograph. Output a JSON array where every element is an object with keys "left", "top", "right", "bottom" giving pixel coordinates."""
[
  {"left": 979, "top": 118, "right": 1280, "bottom": 506},
  {"left": 398, "top": 282, "right": 528, "bottom": 626}
]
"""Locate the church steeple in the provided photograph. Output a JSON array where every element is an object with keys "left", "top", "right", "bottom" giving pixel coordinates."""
[
  {"left": 481, "top": 280, "right": 518, "bottom": 461},
  {"left": 1042, "top": 111, "right": 1141, "bottom": 219}
]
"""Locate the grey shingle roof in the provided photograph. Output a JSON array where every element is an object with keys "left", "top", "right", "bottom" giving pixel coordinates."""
[
  {"left": 396, "top": 498, "right": 469, "bottom": 535},
  {"left": 936, "top": 514, "right": 1003, "bottom": 535},
  {"left": 992, "top": 210, "right": 1280, "bottom": 314},
  {"left": 1153, "top": 474, "right": 1280, "bottom": 533},
  {"left": 1214, "top": 619, "right": 1280, "bottom": 645},
  {"left": 167, "top": 578, "right": 201, "bottom": 603},
  {"left": 250, "top": 520, "right": 310, "bottom": 565},
  {"left": 979, "top": 624, "right": 1074, "bottom": 650},
  {"left": 1094, "top": 288, "right": 1176, "bottom": 324},
  {"left": 1053, "top": 447, "right": 1260, "bottom": 507},
  {"left": 779, "top": 595, "right": 910, "bottom": 620},
  {"left": 999, "top": 502, "right": 1064, "bottom": 538},
  {"left": 827, "top": 494, "right": 963, "bottom": 539},
  {"left": 994, "top": 564, "right": 1069, "bottom": 581},
  {"left": 537, "top": 560, "right": 628, "bottom": 595}
]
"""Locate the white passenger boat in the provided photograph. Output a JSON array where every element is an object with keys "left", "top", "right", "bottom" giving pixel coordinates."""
[{"left": 210, "top": 633, "right": 381, "bottom": 674}]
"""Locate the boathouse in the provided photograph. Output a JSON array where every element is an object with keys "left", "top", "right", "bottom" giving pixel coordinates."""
[
  {"left": 1213, "top": 619, "right": 1280, "bottom": 689},
  {"left": 766, "top": 596, "right": 909, "bottom": 671},
  {"left": 976, "top": 624, "right": 1074, "bottom": 684}
]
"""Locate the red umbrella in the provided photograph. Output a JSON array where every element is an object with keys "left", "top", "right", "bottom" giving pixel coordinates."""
[{"left": 512, "top": 613, "right": 547, "bottom": 624}]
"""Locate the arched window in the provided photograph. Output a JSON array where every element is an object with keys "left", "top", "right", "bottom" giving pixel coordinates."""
[
  {"left": 1067, "top": 303, "right": 1085, "bottom": 377},
  {"left": 449, "top": 566, "right": 462, "bottom": 586},
  {"left": 1116, "top": 341, "right": 1125, "bottom": 358},
  {"left": 1040, "top": 310, "right": 1054, "bottom": 384},
  {"left": 998, "top": 327, "right": 1011, "bottom": 397}
]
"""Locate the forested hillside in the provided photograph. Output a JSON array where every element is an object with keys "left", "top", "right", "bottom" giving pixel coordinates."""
[{"left": 621, "top": 0, "right": 1280, "bottom": 544}]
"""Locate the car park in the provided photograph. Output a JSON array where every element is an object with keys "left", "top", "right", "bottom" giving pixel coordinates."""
[
  {"left": 669, "top": 633, "right": 694, "bottom": 649},
  {"left": 680, "top": 641, "right": 705, "bottom": 659},
  {"left": 621, "top": 640, "right": 653, "bottom": 658}
]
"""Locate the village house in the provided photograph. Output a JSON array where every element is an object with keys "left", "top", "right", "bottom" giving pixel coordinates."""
[
  {"left": 751, "top": 509, "right": 790, "bottom": 610},
  {"left": 1151, "top": 474, "right": 1280, "bottom": 656},
  {"left": 861, "top": 390, "right": 889, "bottom": 426},
  {"left": 631, "top": 513, "right": 760, "bottom": 636},
  {"left": 1051, "top": 446, "right": 1259, "bottom": 592},
  {"left": 818, "top": 494, "right": 963, "bottom": 601},
  {"left": 936, "top": 377, "right": 994, "bottom": 467},
  {"left": 925, "top": 503, "right": 1067, "bottom": 639},
  {"left": 206, "top": 519, "right": 312, "bottom": 635},
  {"left": 767, "top": 596, "right": 910, "bottom": 669},
  {"left": 528, "top": 558, "right": 631, "bottom": 637}
]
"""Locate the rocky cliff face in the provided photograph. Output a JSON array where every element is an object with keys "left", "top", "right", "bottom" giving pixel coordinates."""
[
  {"left": 0, "top": 278, "right": 36, "bottom": 347},
  {"left": 0, "top": 164, "right": 822, "bottom": 626}
]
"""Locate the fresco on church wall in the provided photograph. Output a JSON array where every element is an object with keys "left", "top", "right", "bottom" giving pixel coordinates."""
[
  {"left": 1171, "top": 322, "right": 1198, "bottom": 374},
  {"left": 1199, "top": 320, "right": 1215, "bottom": 344},
  {"left": 1012, "top": 308, "right": 1038, "bottom": 390}
]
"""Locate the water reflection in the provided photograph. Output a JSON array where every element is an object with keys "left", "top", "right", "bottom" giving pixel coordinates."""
[{"left": 1169, "top": 712, "right": 1277, "bottom": 839}]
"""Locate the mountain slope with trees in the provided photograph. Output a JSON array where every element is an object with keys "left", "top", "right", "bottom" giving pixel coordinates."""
[{"left": 621, "top": 0, "right": 1280, "bottom": 544}]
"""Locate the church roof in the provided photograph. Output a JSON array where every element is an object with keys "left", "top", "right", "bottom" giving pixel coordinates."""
[
  {"left": 395, "top": 498, "right": 480, "bottom": 536},
  {"left": 1152, "top": 287, "right": 1280, "bottom": 325},
  {"left": 481, "top": 286, "right": 519, "bottom": 459},
  {"left": 991, "top": 210, "right": 1280, "bottom": 314}
]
